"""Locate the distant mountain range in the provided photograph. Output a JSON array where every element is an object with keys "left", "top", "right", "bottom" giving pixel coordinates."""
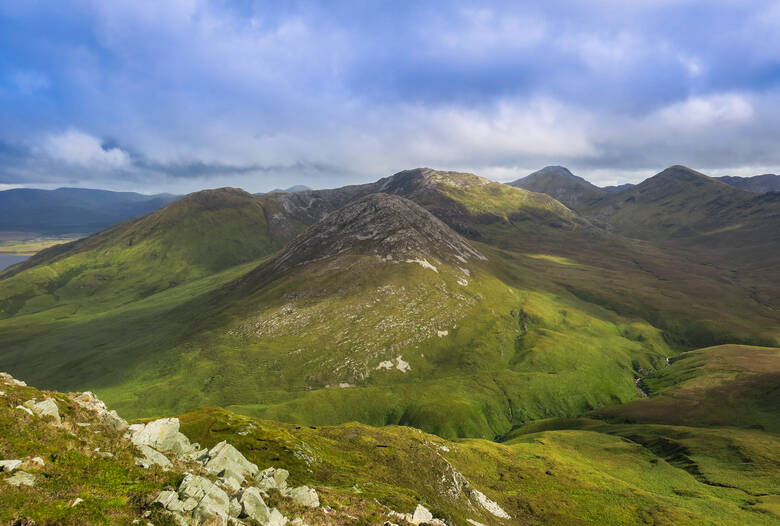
[
  {"left": 255, "top": 184, "right": 312, "bottom": 195},
  {"left": 0, "top": 187, "right": 178, "bottom": 234},
  {"left": 509, "top": 166, "right": 779, "bottom": 211},
  {"left": 716, "top": 173, "right": 780, "bottom": 193}
]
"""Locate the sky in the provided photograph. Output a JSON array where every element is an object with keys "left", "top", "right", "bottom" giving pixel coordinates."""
[{"left": 1, "top": 0, "right": 780, "bottom": 194}]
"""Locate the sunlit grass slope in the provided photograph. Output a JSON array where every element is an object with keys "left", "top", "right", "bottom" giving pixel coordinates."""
[
  {"left": 0, "top": 188, "right": 280, "bottom": 318},
  {"left": 179, "top": 404, "right": 780, "bottom": 525}
]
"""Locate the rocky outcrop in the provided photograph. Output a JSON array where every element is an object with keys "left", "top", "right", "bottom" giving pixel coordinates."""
[
  {"left": 71, "top": 391, "right": 129, "bottom": 432},
  {"left": 271, "top": 193, "right": 485, "bottom": 272}
]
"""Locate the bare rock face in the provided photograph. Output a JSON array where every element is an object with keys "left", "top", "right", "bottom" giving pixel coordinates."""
[{"left": 272, "top": 193, "right": 484, "bottom": 271}]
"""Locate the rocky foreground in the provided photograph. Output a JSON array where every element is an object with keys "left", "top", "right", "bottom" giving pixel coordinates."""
[{"left": 0, "top": 372, "right": 508, "bottom": 525}]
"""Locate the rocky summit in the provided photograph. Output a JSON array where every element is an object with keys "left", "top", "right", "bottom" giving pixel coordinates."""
[{"left": 272, "top": 193, "right": 485, "bottom": 271}]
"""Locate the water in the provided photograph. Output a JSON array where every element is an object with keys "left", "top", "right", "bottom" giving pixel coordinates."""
[{"left": 0, "top": 254, "right": 28, "bottom": 271}]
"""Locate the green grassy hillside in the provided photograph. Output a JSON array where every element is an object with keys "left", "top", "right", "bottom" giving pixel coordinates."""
[
  {"left": 0, "top": 188, "right": 281, "bottom": 318},
  {"left": 0, "top": 169, "right": 777, "bottom": 445},
  {"left": 4, "top": 369, "right": 777, "bottom": 525}
]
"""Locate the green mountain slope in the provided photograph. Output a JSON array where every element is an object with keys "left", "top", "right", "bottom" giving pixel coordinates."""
[
  {"left": 0, "top": 188, "right": 281, "bottom": 317},
  {"left": 3, "top": 367, "right": 778, "bottom": 525},
  {"left": 0, "top": 168, "right": 777, "bottom": 442}
]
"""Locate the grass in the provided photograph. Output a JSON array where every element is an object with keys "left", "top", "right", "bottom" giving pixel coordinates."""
[
  {"left": 0, "top": 380, "right": 180, "bottom": 525},
  {"left": 178, "top": 405, "right": 780, "bottom": 525}
]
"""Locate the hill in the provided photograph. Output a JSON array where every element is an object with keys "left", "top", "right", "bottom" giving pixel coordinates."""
[
  {"left": 0, "top": 187, "right": 177, "bottom": 234},
  {"left": 0, "top": 188, "right": 283, "bottom": 317},
  {"left": 3, "top": 360, "right": 778, "bottom": 525},
  {"left": 508, "top": 165, "right": 604, "bottom": 210},
  {"left": 717, "top": 174, "right": 780, "bottom": 193}
]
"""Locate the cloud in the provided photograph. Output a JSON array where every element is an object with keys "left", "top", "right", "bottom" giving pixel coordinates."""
[
  {"left": 44, "top": 130, "right": 131, "bottom": 169},
  {"left": 0, "top": 0, "right": 779, "bottom": 192},
  {"left": 654, "top": 93, "right": 754, "bottom": 130}
]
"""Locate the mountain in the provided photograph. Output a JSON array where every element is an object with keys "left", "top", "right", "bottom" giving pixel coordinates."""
[
  {"left": 0, "top": 167, "right": 777, "bottom": 443},
  {"left": 257, "top": 184, "right": 312, "bottom": 195},
  {"left": 601, "top": 182, "right": 634, "bottom": 193},
  {"left": 717, "top": 173, "right": 780, "bottom": 193},
  {"left": 0, "top": 187, "right": 178, "bottom": 234},
  {"left": 508, "top": 165, "right": 604, "bottom": 210},
  {"left": 582, "top": 165, "right": 780, "bottom": 249}
]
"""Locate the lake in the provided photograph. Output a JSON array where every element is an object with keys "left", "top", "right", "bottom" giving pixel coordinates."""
[{"left": 0, "top": 254, "right": 28, "bottom": 271}]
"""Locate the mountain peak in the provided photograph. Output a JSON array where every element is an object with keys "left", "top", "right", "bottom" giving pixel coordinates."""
[
  {"left": 273, "top": 193, "right": 484, "bottom": 270},
  {"left": 508, "top": 165, "right": 602, "bottom": 210}
]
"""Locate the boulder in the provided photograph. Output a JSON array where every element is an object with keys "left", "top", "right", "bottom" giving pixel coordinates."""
[
  {"left": 255, "top": 467, "right": 289, "bottom": 492},
  {"left": 229, "top": 497, "right": 242, "bottom": 518},
  {"left": 6, "top": 470, "right": 35, "bottom": 487},
  {"left": 205, "top": 441, "right": 258, "bottom": 485},
  {"left": 179, "top": 473, "right": 230, "bottom": 524},
  {"left": 26, "top": 398, "right": 63, "bottom": 424},
  {"left": 135, "top": 444, "right": 173, "bottom": 470},
  {"left": 285, "top": 485, "right": 319, "bottom": 508},
  {"left": 411, "top": 504, "right": 433, "bottom": 525},
  {"left": 0, "top": 459, "right": 22, "bottom": 473},
  {"left": 239, "top": 486, "right": 271, "bottom": 523},
  {"left": 266, "top": 508, "right": 288, "bottom": 526},
  {"left": 130, "top": 418, "right": 194, "bottom": 457}
]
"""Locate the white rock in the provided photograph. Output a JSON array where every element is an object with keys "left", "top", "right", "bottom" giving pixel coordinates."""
[
  {"left": 466, "top": 520, "right": 486, "bottom": 526},
  {"left": 131, "top": 418, "right": 194, "bottom": 457},
  {"left": 266, "top": 508, "right": 288, "bottom": 526},
  {"left": 286, "top": 485, "right": 319, "bottom": 508},
  {"left": 411, "top": 504, "right": 433, "bottom": 525},
  {"left": 239, "top": 486, "right": 270, "bottom": 523},
  {"left": 71, "top": 391, "right": 128, "bottom": 432},
  {"left": 31, "top": 457, "right": 45, "bottom": 466},
  {"left": 178, "top": 473, "right": 230, "bottom": 523},
  {"left": 229, "top": 497, "right": 242, "bottom": 518},
  {"left": 395, "top": 356, "right": 411, "bottom": 372},
  {"left": 0, "top": 460, "right": 23, "bottom": 473},
  {"left": 0, "top": 372, "right": 26, "bottom": 386},
  {"left": 25, "top": 398, "right": 61, "bottom": 425},
  {"left": 471, "top": 489, "right": 511, "bottom": 519},
  {"left": 5, "top": 470, "right": 35, "bottom": 487},
  {"left": 15, "top": 405, "right": 33, "bottom": 416},
  {"left": 255, "top": 467, "right": 289, "bottom": 492},
  {"left": 135, "top": 444, "right": 173, "bottom": 470},
  {"left": 205, "top": 441, "right": 259, "bottom": 484},
  {"left": 70, "top": 497, "right": 84, "bottom": 507}
]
